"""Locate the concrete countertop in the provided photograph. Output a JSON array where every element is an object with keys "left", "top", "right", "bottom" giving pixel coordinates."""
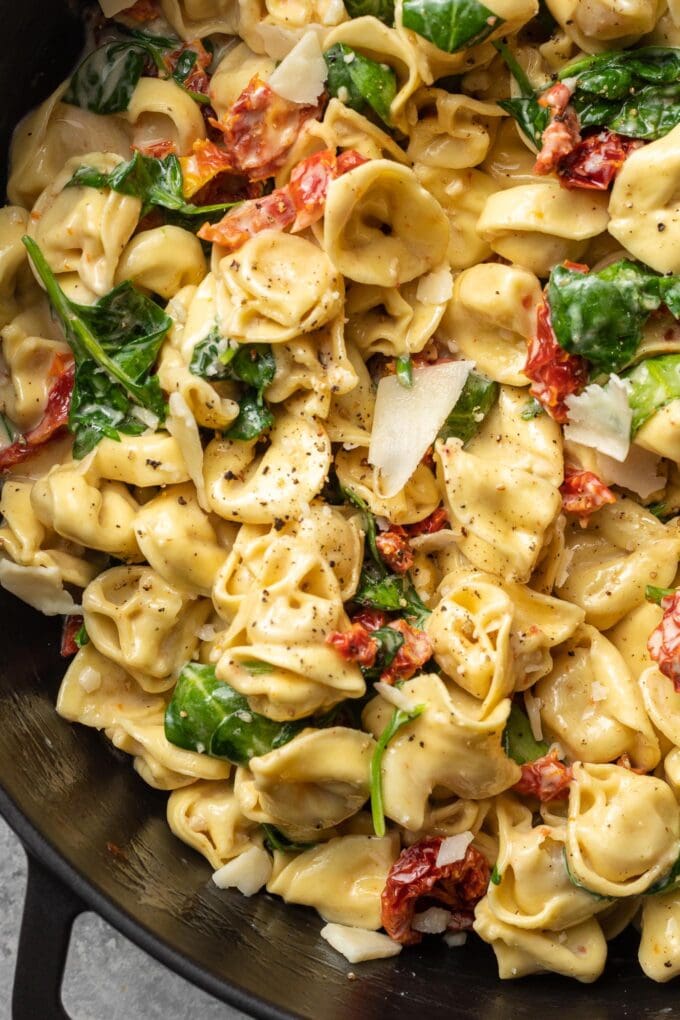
[{"left": 0, "top": 817, "right": 248, "bottom": 1019}]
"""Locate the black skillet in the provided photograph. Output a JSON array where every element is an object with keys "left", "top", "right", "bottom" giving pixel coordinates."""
[{"left": 0, "top": 3, "right": 675, "bottom": 1017}]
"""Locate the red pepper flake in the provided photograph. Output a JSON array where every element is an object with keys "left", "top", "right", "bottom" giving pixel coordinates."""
[
  {"left": 326, "top": 622, "right": 378, "bottom": 668},
  {"left": 379, "top": 619, "right": 433, "bottom": 686},
  {"left": 513, "top": 749, "right": 573, "bottom": 802},
  {"left": 375, "top": 527, "right": 414, "bottom": 575},
  {"left": 381, "top": 837, "right": 490, "bottom": 945},
  {"left": 0, "top": 354, "right": 74, "bottom": 472},
  {"left": 560, "top": 466, "right": 616, "bottom": 522},
  {"left": 524, "top": 302, "right": 588, "bottom": 422},
  {"left": 558, "top": 130, "right": 644, "bottom": 191},
  {"left": 648, "top": 590, "right": 680, "bottom": 691},
  {"left": 405, "top": 508, "right": 449, "bottom": 537},
  {"left": 60, "top": 615, "right": 84, "bottom": 658}
]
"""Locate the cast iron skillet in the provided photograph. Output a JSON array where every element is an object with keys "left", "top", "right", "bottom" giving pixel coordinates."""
[{"left": 0, "top": 5, "right": 677, "bottom": 1017}]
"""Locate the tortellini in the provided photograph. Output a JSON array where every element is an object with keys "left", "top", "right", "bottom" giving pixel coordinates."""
[
  {"left": 167, "top": 780, "right": 259, "bottom": 869},
  {"left": 345, "top": 277, "right": 447, "bottom": 359},
  {"left": 639, "top": 891, "right": 680, "bottom": 981},
  {"left": 334, "top": 445, "right": 440, "bottom": 525},
  {"left": 406, "top": 90, "right": 504, "bottom": 170},
  {"left": 159, "top": 0, "right": 241, "bottom": 38},
  {"left": 546, "top": 0, "right": 663, "bottom": 52},
  {"left": 124, "top": 78, "right": 206, "bottom": 155},
  {"left": 413, "top": 165, "right": 496, "bottom": 272},
  {"left": 115, "top": 227, "right": 207, "bottom": 299}
]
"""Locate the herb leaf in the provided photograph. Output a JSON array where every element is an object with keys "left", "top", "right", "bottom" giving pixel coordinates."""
[
  {"left": 402, "top": 0, "right": 504, "bottom": 55},
  {"left": 503, "top": 704, "right": 548, "bottom": 765},
  {"left": 395, "top": 355, "right": 414, "bottom": 388},
  {"left": 646, "top": 585, "right": 675, "bottom": 606},
  {"left": 623, "top": 355, "right": 680, "bottom": 434},
  {"left": 262, "top": 824, "right": 316, "bottom": 854},
  {"left": 438, "top": 370, "right": 498, "bottom": 444},
  {"left": 324, "top": 43, "right": 397, "bottom": 125},
  {"left": 494, "top": 39, "right": 549, "bottom": 149},
  {"left": 371, "top": 703, "right": 425, "bottom": 836},
  {"left": 190, "top": 332, "right": 276, "bottom": 440},
  {"left": 164, "top": 662, "right": 304, "bottom": 765},
  {"left": 563, "top": 849, "right": 613, "bottom": 901},
  {"left": 344, "top": 0, "right": 395, "bottom": 22},
  {"left": 22, "top": 236, "right": 169, "bottom": 458}
]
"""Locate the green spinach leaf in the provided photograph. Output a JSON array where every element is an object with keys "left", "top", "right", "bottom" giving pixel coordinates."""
[
  {"left": 224, "top": 391, "right": 274, "bottom": 440},
  {"left": 395, "top": 354, "right": 414, "bottom": 388},
  {"left": 22, "top": 237, "right": 169, "bottom": 459},
  {"left": 190, "top": 331, "right": 276, "bottom": 440},
  {"left": 563, "top": 849, "right": 614, "bottom": 901},
  {"left": 624, "top": 354, "right": 680, "bottom": 433},
  {"left": 647, "top": 853, "right": 680, "bottom": 896},
  {"left": 646, "top": 585, "right": 675, "bottom": 606},
  {"left": 438, "top": 370, "right": 498, "bottom": 444},
  {"left": 494, "top": 39, "right": 549, "bottom": 149},
  {"left": 324, "top": 43, "right": 397, "bottom": 124},
  {"left": 402, "top": 0, "right": 504, "bottom": 54},
  {"left": 164, "top": 662, "right": 304, "bottom": 765},
  {"left": 371, "top": 703, "right": 425, "bottom": 836},
  {"left": 262, "top": 825, "right": 316, "bottom": 853},
  {"left": 344, "top": 0, "right": 395, "bottom": 21},
  {"left": 503, "top": 704, "right": 548, "bottom": 765}
]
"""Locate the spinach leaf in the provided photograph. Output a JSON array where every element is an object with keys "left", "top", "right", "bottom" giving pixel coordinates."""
[
  {"left": 563, "top": 849, "right": 613, "bottom": 901},
  {"left": 324, "top": 43, "right": 397, "bottom": 124},
  {"left": 0, "top": 414, "right": 18, "bottom": 444},
  {"left": 438, "top": 370, "right": 498, "bottom": 444},
  {"left": 371, "top": 703, "right": 425, "bottom": 836},
  {"left": 520, "top": 397, "right": 544, "bottom": 420},
  {"left": 190, "top": 333, "right": 275, "bottom": 440},
  {"left": 262, "top": 825, "right": 316, "bottom": 854},
  {"left": 646, "top": 585, "right": 675, "bottom": 606},
  {"left": 22, "top": 237, "right": 169, "bottom": 459},
  {"left": 344, "top": 0, "right": 395, "bottom": 21},
  {"left": 74, "top": 623, "right": 89, "bottom": 648},
  {"left": 624, "top": 355, "right": 680, "bottom": 433},
  {"left": 503, "top": 704, "right": 548, "bottom": 765},
  {"left": 402, "top": 0, "right": 504, "bottom": 55},
  {"left": 647, "top": 853, "right": 680, "bottom": 896},
  {"left": 224, "top": 391, "right": 274, "bottom": 440},
  {"left": 395, "top": 355, "right": 414, "bottom": 388},
  {"left": 558, "top": 47, "right": 680, "bottom": 141},
  {"left": 67, "top": 152, "right": 238, "bottom": 219},
  {"left": 494, "top": 39, "right": 549, "bottom": 149},
  {"left": 339, "top": 484, "right": 382, "bottom": 564},
  {"left": 547, "top": 261, "right": 680, "bottom": 373},
  {"left": 164, "top": 662, "right": 304, "bottom": 765},
  {"left": 361, "top": 625, "right": 405, "bottom": 682},
  {"left": 490, "top": 863, "right": 502, "bottom": 885},
  {"left": 188, "top": 327, "right": 234, "bottom": 379}
]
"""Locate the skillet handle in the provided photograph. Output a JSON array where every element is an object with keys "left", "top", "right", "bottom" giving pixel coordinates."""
[{"left": 12, "top": 853, "right": 84, "bottom": 1020}]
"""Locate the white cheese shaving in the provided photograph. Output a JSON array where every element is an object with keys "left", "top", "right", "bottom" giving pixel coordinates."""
[
  {"left": 212, "top": 846, "right": 272, "bottom": 896},
  {"left": 0, "top": 560, "right": 81, "bottom": 616},
  {"left": 591, "top": 681, "right": 608, "bottom": 702},
  {"left": 409, "top": 529, "right": 460, "bottom": 553},
  {"left": 564, "top": 375, "right": 632, "bottom": 462},
  {"left": 130, "top": 405, "right": 160, "bottom": 432},
  {"left": 369, "top": 360, "right": 474, "bottom": 498},
  {"left": 416, "top": 266, "right": 454, "bottom": 305},
  {"left": 98, "top": 0, "right": 136, "bottom": 15},
  {"left": 596, "top": 445, "right": 665, "bottom": 499},
  {"left": 436, "top": 831, "right": 474, "bottom": 868},
  {"left": 320, "top": 924, "right": 402, "bottom": 963},
  {"left": 443, "top": 931, "right": 468, "bottom": 948},
  {"left": 197, "top": 623, "right": 220, "bottom": 641},
  {"left": 373, "top": 681, "right": 423, "bottom": 714},
  {"left": 268, "top": 31, "right": 328, "bottom": 105},
  {"left": 256, "top": 22, "right": 326, "bottom": 59},
  {"left": 322, "top": 0, "right": 347, "bottom": 24},
  {"left": 166, "top": 392, "right": 209, "bottom": 513},
  {"left": 523, "top": 690, "right": 543, "bottom": 742},
  {"left": 78, "top": 666, "right": 102, "bottom": 694},
  {"left": 412, "top": 907, "right": 452, "bottom": 934}
]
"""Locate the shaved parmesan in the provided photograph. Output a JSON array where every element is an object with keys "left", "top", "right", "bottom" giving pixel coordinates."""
[
  {"left": 596, "top": 445, "right": 665, "bottom": 499},
  {"left": 0, "top": 560, "right": 81, "bottom": 616},
  {"left": 212, "top": 846, "right": 272, "bottom": 896},
  {"left": 412, "top": 907, "right": 452, "bottom": 934},
  {"left": 320, "top": 924, "right": 402, "bottom": 963},
  {"left": 436, "top": 831, "right": 474, "bottom": 868},
  {"left": 564, "top": 375, "right": 632, "bottom": 462},
  {"left": 98, "top": 0, "right": 136, "bottom": 15},
  {"left": 322, "top": 0, "right": 347, "bottom": 23},
  {"left": 268, "top": 31, "right": 328, "bottom": 105},
  {"left": 591, "top": 681, "right": 607, "bottom": 702},
  {"left": 409, "top": 528, "right": 460, "bottom": 553},
  {"left": 373, "top": 681, "right": 423, "bottom": 714},
  {"left": 416, "top": 266, "right": 453, "bottom": 305},
  {"left": 78, "top": 666, "right": 102, "bottom": 694},
  {"left": 523, "top": 690, "right": 543, "bottom": 742},
  {"left": 166, "top": 392, "right": 209, "bottom": 513},
  {"left": 443, "top": 932, "right": 468, "bottom": 948},
  {"left": 369, "top": 360, "right": 473, "bottom": 498}
]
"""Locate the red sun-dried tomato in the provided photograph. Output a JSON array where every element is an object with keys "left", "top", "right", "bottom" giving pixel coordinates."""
[
  {"left": 0, "top": 355, "right": 74, "bottom": 472},
  {"left": 616, "top": 752, "right": 648, "bottom": 775},
  {"left": 326, "top": 622, "right": 378, "bottom": 668},
  {"left": 513, "top": 749, "right": 573, "bottom": 802},
  {"left": 210, "top": 75, "right": 323, "bottom": 182},
  {"left": 558, "top": 130, "right": 643, "bottom": 191},
  {"left": 134, "top": 139, "right": 177, "bottom": 159},
  {"left": 288, "top": 148, "right": 339, "bottom": 232},
  {"left": 524, "top": 302, "right": 589, "bottom": 422},
  {"left": 375, "top": 527, "right": 414, "bottom": 575},
  {"left": 198, "top": 188, "right": 296, "bottom": 249},
  {"left": 560, "top": 466, "right": 616, "bottom": 522},
  {"left": 180, "top": 139, "right": 233, "bottom": 198},
  {"left": 648, "top": 590, "right": 680, "bottom": 691},
  {"left": 164, "top": 39, "right": 212, "bottom": 99},
  {"left": 60, "top": 615, "right": 84, "bottom": 658},
  {"left": 124, "top": 0, "right": 161, "bottom": 21},
  {"left": 380, "top": 619, "right": 433, "bottom": 686},
  {"left": 405, "top": 507, "right": 449, "bottom": 537},
  {"left": 381, "top": 837, "right": 490, "bottom": 945},
  {"left": 534, "top": 82, "right": 581, "bottom": 176},
  {"left": 351, "top": 608, "right": 389, "bottom": 632}
]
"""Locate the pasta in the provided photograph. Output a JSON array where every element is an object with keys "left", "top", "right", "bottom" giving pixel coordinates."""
[{"left": 2, "top": 0, "right": 680, "bottom": 984}]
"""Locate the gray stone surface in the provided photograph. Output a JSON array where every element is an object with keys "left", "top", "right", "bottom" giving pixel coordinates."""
[{"left": 0, "top": 816, "right": 249, "bottom": 1019}]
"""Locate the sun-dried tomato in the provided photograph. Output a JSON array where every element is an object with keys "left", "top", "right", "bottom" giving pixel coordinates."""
[
  {"left": 210, "top": 75, "right": 323, "bottom": 182},
  {"left": 376, "top": 527, "right": 414, "bottom": 575},
  {"left": 180, "top": 139, "right": 233, "bottom": 198},
  {"left": 648, "top": 590, "right": 680, "bottom": 691},
  {"left": 616, "top": 752, "right": 648, "bottom": 775},
  {"left": 326, "top": 622, "right": 378, "bottom": 667},
  {"left": 0, "top": 355, "right": 74, "bottom": 472},
  {"left": 380, "top": 619, "right": 433, "bottom": 685},
  {"left": 164, "top": 39, "right": 211, "bottom": 98},
  {"left": 534, "top": 83, "right": 581, "bottom": 176},
  {"left": 560, "top": 466, "right": 617, "bottom": 521},
  {"left": 134, "top": 139, "right": 177, "bottom": 159},
  {"left": 351, "top": 608, "right": 389, "bottom": 632},
  {"left": 513, "top": 749, "right": 573, "bottom": 802},
  {"left": 198, "top": 188, "right": 296, "bottom": 248},
  {"left": 124, "top": 0, "right": 161, "bottom": 20},
  {"left": 381, "top": 837, "right": 490, "bottom": 945},
  {"left": 405, "top": 508, "right": 449, "bottom": 537},
  {"left": 60, "top": 615, "right": 84, "bottom": 658},
  {"left": 524, "top": 302, "right": 589, "bottom": 422},
  {"left": 558, "top": 130, "right": 643, "bottom": 191}
]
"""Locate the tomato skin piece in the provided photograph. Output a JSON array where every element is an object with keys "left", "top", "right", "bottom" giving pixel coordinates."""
[
  {"left": 558, "top": 130, "right": 643, "bottom": 191},
  {"left": 124, "top": 0, "right": 161, "bottom": 21},
  {"left": 180, "top": 139, "right": 233, "bottom": 198},
  {"left": 351, "top": 608, "right": 389, "bottom": 632},
  {"left": 648, "top": 591, "right": 680, "bottom": 691},
  {"left": 326, "top": 623, "right": 379, "bottom": 667},
  {"left": 513, "top": 750, "right": 573, "bottom": 802},
  {"left": 198, "top": 189, "right": 296, "bottom": 248},
  {"left": 560, "top": 466, "right": 616, "bottom": 521},
  {"left": 534, "top": 83, "right": 581, "bottom": 177},
  {"left": 375, "top": 528, "right": 414, "bottom": 575},
  {"left": 288, "top": 149, "right": 339, "bottom": 232},
  {"left": 381, "top": 837, "right": 490, "bottom": 945},
  {"left": 379, "top": 619, "right": 433, "bottom": 686},
  {"left": 524, "top": 302, "right": 588, "bottom": 422},
  {"left": 404, "top": 508, "right": 449, "bottom": 537},
  {"left": 134, "top": 139, "right": 177, "bottom": 159},
  {"left": 0, "top": 355, "right": 74, "bottom": 472},
  {"left": 164, "top": 39, "right": 211, "bottom": 98},
  {"left": 60, "top": 615, "right": 84, "bottom": 658}
]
